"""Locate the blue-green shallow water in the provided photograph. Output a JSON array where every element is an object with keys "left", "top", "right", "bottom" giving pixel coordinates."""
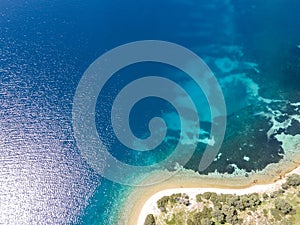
[{"left": 0, "top": 0, "right": 299, "bottom": 224}]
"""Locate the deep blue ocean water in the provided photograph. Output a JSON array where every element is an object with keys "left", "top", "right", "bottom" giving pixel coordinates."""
[{"left": 0, "top": 0, "right": 299, "bottom": 224}]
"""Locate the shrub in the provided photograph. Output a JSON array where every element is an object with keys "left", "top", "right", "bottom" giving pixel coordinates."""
[
  {"left": 202, "top": 206, "right": 212, "bottom": 219},
  {"left": 270, "top": 208, "right": 282, "bottom": 221},
  {"left": 214, "top": 203, "right": 222, "bottom": 210},
  {"left": 157, "top": 196, "right": 170, "bottom": 212},
  {"left": 193, "top": 212, "right": 203, "bottom": 222},
  {"left": 203, "top": 192, "right": 213, "bottom": 200},
  {"left": 239, "top": 195, "right": 254, "bottom": 209},
  {"left": 219, "top": 194, "right": 231, "bottom": 202},
  {"left": 281, "top": 183, "right": 289, "bottom": 190},
  {"left": 247, "top": 193, "right": 261, "bottom": 207},
  {"left": 286, "top": 174, "right": 300, "bottom": 187},
  {"left": 183, "top": 193, "right": 189, "bottom": 199},
  {"left": 275, "top": 199, "right": 293, "bottom": 214},
  {"left": 187, "top": 219, "right": 195, "bottom": 225},
  {"left": 226, "top": 195, "right": 240, "bottom": 207},
  {"left": 210, "top": 193, "right": 218, "bottom": 204},
  {"left": 212, "top": 210, "right": 226, "bottom": 224},
  {"left": 270, "top": 191, "right": 279, "bottom": 198},
  {"left": 222, "top": 205, "right": 237, "bottom": 216},
  {"left": 231, "top": 193, "right": 260, "bottom": 211},
  {"left": 221, "top": 204, "right": 230, "bottom": 213},
  {"left": 235, "top": 199, "right": 246, "bottom": 211},
  {"left": 226, "top": 213, "right": 239, "bottom": 225},
  {"left": 196, "top": 194, "right": 202, "bottom": 202},
  {"left": 263, "top": 193, "right": 269, "bottom": 199},
  {"left": 222, "top": 204, "right": 238, "bottom": 224},
  {"left": 263, "top": 209, "right": 268, "bottom": 217},
  {"left": 193, "top": 208, "right": 213, "bottom": 224},
  {"left": 201, "top": 218, "right": 214, "bottom": 225},
  {"left": 170, "top": 193, "right": 181, "bottom": 204},
  {"left": 144, "top": 214, "right": 156, "bottom": 225}
]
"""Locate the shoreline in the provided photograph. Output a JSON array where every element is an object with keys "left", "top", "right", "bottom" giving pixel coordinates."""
[
  {"left": 118, "top": 154, "right": 300, "bottom": 225},
  {"left": 117, "top": 99, "right": 300, "bottom": 225},
  {"left": 137, "top": 166, "right": 300, "bottom": 225}
]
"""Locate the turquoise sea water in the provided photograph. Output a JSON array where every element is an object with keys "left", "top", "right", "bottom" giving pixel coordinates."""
[{"left": 0, "top": 0, "right": 299, "bottom": 224}]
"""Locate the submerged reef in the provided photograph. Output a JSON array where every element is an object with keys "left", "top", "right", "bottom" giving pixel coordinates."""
[{"left": 185, "top": 82, "right": 300, "bottom": 176}]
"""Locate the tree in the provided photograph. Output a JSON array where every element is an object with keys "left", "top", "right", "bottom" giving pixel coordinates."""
[
  {"left": 219, "top": 194, "right": 231, "bottom": 203},
  {"left": 270, "top": 191, "right": 278, "bottom": 198},
  {"left": 263, "top": 193, "right": 269, "bottom": 199},
  {"left": 226, "top": 207, "right": 238, "bottom": 224},
  {"left": 247, "top": 193, "right": 261, "bottom": 207},
  {"left": 193, "top": 212, "right": 203, "bottom": 222},
  {"left": 281, "top": 182, "right": 289, "bottom": 190},
  {"left": 214, "top": 202, "right": 222, "bottom": 210},
  {"left": 170, "top": 193, "right": 182, "bottom": 204},
  {"left": 203, "top": 192, "right": 213, "bottom": 200},
  {"left": 263, "top": 209, "right": 268, "bottom": 217},
  {"left": 275, "top": 199, "right": 293, "bottom": 214},
  {"left": 226, "top": 195, "right": 240, "bottom": 207},
  {"left": 286, "top": 174, "right": 300, "bottom": 187},
  {"left": 202, "top": 206, "right": 212, "bottom": 218},
  {"left": 187, "top": 219, "right": 195, "bottom": 225},
  {"left": 196, "top": 194, "right": 202, "bottom": 202},
  {"left": 212, "top": 210, "right": 226, "bottom": 224},
  {"left": 235, "top": 199, "right": 246, "bottom": 211},
  {"left": 210, "top": 193, "right": 218, "bottom": 204},
  {"left": 157, "top": 196, "right": 170, "bottom": 212},
  {"left": 144, "top": 214, "right": 156, "bottom": 225},
  {"left": 201, "top": 218, "right": 214, "bottom": 225},
  {"left": 222, "top": 204, "right": 236, "bottom": 215}
]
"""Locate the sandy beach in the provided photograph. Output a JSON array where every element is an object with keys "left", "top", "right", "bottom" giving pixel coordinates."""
[
  {"left": 117, "top": 123, "right": 300, "bottom": 225},
  {"left": 137, "top": 166, "right": 300, "bottom": 225},
  {"left": 118, "top": 154, "right": 300, "bottom": 225}
]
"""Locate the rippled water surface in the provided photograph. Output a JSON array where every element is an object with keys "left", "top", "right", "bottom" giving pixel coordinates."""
[{"left": 0, "top": 0, "right": 299, "bottom": 224}]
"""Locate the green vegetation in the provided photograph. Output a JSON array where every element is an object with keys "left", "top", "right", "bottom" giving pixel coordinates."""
[
  {"left": 157, "top": 193, "right": 190, "bottom": 213},
  {"left": 202, "top": 192, "right": 213, "bottom": 200},
  {"left": 193, "top": 206, "right": 212, "bottom": 224},
  {"left": 196, "top": 194, "right": 202, "bottom": 202},
  {"left": 153, "top": 174, "right": 300, "bottom": 225},
  {"left": 274, "top": 199, "right": 293, "bottom": 214},
  {"left": 186, "top": 219, "right": 195, "bottom": 225},
  {"left": 263, "top": 193, "right": 269, "bottom": 199},
  {"left": 169, "top": 193, "right": 181, "bottom": 204},
  {"left": 144, "top": 214, "right": 156, "bottom": 225},
  {"left": 157, "top": 196, "right": 170, "bottom": 212},
  {"left": 285, "top": 174, "right": 300, "bottom": 187}
]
